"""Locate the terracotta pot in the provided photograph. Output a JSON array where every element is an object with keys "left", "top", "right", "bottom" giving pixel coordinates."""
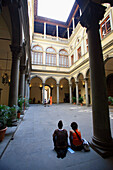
[
  {"left": 17, "top": 112, "right": 21, "bottom": 119},
  {"left": 0, "top": 127, "right": 7, "bottom": 142}
]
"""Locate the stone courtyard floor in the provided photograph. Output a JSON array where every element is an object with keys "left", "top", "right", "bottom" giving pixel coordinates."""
[{"left": 0, "top": 104, "right": 113, "bottom": 170}]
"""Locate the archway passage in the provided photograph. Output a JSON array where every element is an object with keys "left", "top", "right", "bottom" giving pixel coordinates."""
[
  {"left": 107, "top": 74, "right": 113, "bottom": 97},
  {"left": 105, "top": 58, "right": 113, "bottom": 97},
  {"left": 71, "top": 77, "right": 76, "bottom": 104},
  {"left": 77, "top": 73, "right": 84, "bottom": 103},
  {"left": 44, "top": 85, "right": 51, "bottom": 102},
  {"left": 59, "top": 78, "right": 69, "bottom": 103},
  {"left": 45, "top": 77, "right": 57, "bottom": 103},
  {"left": 30, "top": 77, "right": 42, "bottom": 104},
  {"left": 86, "top": 69, "right": 91, "bottom": 105}
]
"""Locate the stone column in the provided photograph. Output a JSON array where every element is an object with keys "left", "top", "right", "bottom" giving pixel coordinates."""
[
  {"left": 19, "top": 66, "right": 25, "bottom": 98},
  {"left": 42, "top": 83, "right": 45, "bottom": 104},
  {"left": 57, "top": 53, "right": 59, "bottom": 66},
  {"left": 24, "top": 75, "right": 28, "bottom": 98},
  {"left": 27, "top": 80, "right": 30, "bottom": 100},
  {"left": 9, "top": 45, "right": 22, "bottom": 106},
  {"left": 67, "top": 28, "right": 69, "bottom": 39},
  {"left": 56, "top": 25, "right": 59, "bottom": 41},
  {"left": 69, "top": 84, "right": 72, "bottom": 104},
  {"left": 44, "top": 22, "right": 46, "bottom": 39},
  {"left": 75, "top": 81, "right": 79, "bottom": 105},
  {"left": 43, "top": 50, "right": 46, "bottom": 65},
  {"left": 57, "top": 84, "right": 59, "bottom": 104},
  {"left": 80, "top": 2, "right": 113, "bottom": 157},
  {"left": 85, "top": 78, "right": 89, "bottom": 107}
]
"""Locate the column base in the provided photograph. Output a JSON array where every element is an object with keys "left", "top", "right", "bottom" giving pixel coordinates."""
[{"left": 89, "top": 136, "right": 113, "bottom": 158}]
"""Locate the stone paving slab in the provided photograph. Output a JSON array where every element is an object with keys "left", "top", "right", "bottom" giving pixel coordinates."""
[{"left": 0, "top": 104, "right": 113, "bottom": 170}]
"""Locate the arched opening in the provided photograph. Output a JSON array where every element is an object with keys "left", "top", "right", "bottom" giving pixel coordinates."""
[
  {"left": 77, "top": 73, "right": 84, "bottom": 103},
  {"left": 59, "top": 78, "right": 69, "bottom": 103},
  {"left": 30, "top": 77, "right": 42, "bottom": 104},
  {"left": 105, "top": 57, "right": 113, "bottom": 97},
  {"left": 106, "top": 74, "right": 113, "bottom": 97},
  {"left": 71, "top": 77, "right": 76, "bottom": 103},
  {"left": 86, "top": 69, "right": 91, "bottom": 105},
  {"left": 45, "top": 77, "right": 57, "bottom": 103}
]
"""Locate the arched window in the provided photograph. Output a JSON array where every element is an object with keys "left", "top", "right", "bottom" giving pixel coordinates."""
[
  {"left": 32, "top": 45, "right": 43, "bottom": 65},
  {"left": 59, "top": 50, "right": 68, "bottom": 67},
  {"left": 46, "top": 47, "right": 56, "bottom": 66}
]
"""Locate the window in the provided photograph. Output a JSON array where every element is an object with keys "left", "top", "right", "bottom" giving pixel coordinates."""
[
  {"left": 86, "top": 39, "right": 88, "bottom": 52},
  {"left": 46, "top": 47, "right": 56, "bottom": 66},
  {"left": 71, "top": 55, "right": 74, "bottom": 66},
  {"left": 59, "top": 50, "right": 68, "bottom": 67},
  {"left": 32, "top": 45, "right": 43, "bottom": 65},
  {"left": 100, "top": 15, "right": 111, "bottom": 39},
  {"left": 77, "top": 46, "right": 81, "bottom": 59}
]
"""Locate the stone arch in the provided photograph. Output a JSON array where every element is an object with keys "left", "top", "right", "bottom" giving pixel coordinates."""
[
  {"left": 59, "top": 77, "right": 69, "bottom": 84},
  {"left": 32, "top": 44, "right": 43, "bottom": 51},
  {"left": 85, "top": 68, "right": 90, "bottom": 78},
  {"left": 46, "top": 46, "right": 57, "bottom": 53},
  {"left": 45, "top": 76, "right": 57, "bottom": 83},
  {"left": 30, "top": 75, "right": 43, "bottom": 82}
]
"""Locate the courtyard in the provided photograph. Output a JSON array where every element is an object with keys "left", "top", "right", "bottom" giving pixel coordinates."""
[{"left": 0, "top": 104, "right": 113, "bottom": 170}]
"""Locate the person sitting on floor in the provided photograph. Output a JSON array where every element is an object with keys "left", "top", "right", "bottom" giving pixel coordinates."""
[
  {"left": 53, "top": 120, "right": 68, "bottom": 159},
  {"left": 69, "top": 122, "right": 83, "bottom": 151}
]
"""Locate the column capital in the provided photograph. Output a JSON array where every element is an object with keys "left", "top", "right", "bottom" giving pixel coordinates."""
[
  {"left": 80, "top": 2, "right": 106, "bottom": 30},
  {"left": 56, "top": 84, "right": 59, "bottom": 86},
  {"left": 10, "top": 45, "right": 22, "bottom": 60}
]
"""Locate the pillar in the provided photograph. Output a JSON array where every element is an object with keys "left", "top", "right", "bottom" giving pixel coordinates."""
[
  {"left": 80, "top": 1, "right": 113, "bottom": 157},
  {"left": 44, "top": 22, "right": 46, "bottom": 39},
  {"left": 67, "top": 28, "right": 69, "bottom": 39},
  {"left": 43, "top": 50, "right": 46, "bottom": 65},
  {"left": 42, "top": 83, "right": 45, "bottom": 104},
  {"left": 56, "top": 25, "right": 58, "bottom": 41},
  {"left": 9, "top": 45, "right": 22, "bottom": 106},
  {"left": 75, "top": 81, "right": 79, "bottom": 105},
  {"left": 85, "top": 78, "right": 89, "bottom": 106},
  {"left": 57, "top": 53, "right": 59, "bottom": 66},
  {"left": 69, "top": 84, "right": 72, "bottom": 104},
  {"left": 57, "top": 84, "right": 59, "bottom": 104},
  {"left": 72, "top": 17, "right": 75, "bottom": 32},
  {"left": 19, "top": 66, "right": 25, "bottom": 98}
]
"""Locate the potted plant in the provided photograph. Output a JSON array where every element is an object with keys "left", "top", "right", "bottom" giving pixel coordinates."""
[
  {"left": 79, "top": 96, "right": 83, "bottom": 106},
  {"left": 18, "top": 96, "right": 25, "bottom": 115},
  {"left": 0, "top": 105, "right": 9, "bottom": 142},
  {"left": 72, "top": 97, "right": 76, "bottom": 104},
  {"left": 108, "top": 96, "right": 113, "bottom": 105},
  {"left": 6, "top": 105, "right": 18, "bottom": 126}
]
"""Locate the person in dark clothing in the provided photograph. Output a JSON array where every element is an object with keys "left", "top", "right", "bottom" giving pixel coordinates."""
[{"left": 53, "top": 120, "right": 68, "bottom": 159}]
